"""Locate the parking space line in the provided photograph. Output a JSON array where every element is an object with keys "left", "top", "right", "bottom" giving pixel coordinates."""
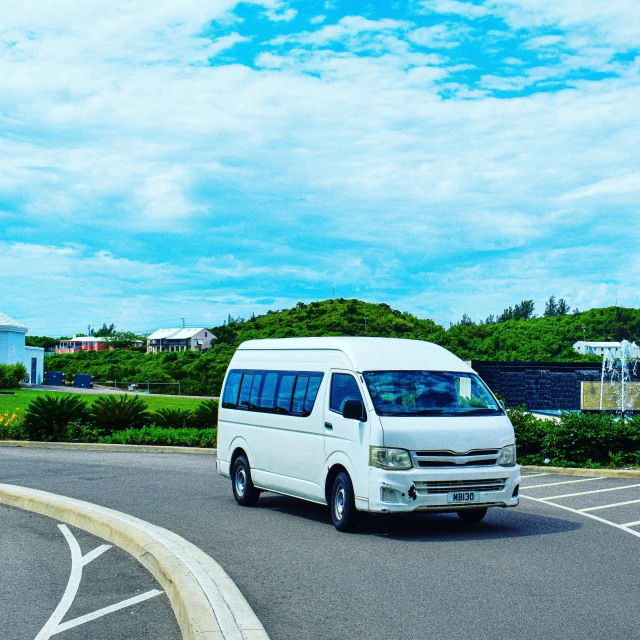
[
  {"left": 54, "top": 590, "right": 164, "bottom": 635},
  {"left": 620, "top": 520, "right": 640, "bottom": 528},
  {"left": 522, "top": 477, "right": 603, "bottom": 490},
  {"left": 521, "top": 473, "right": 550, "bottom": 478},
  {"left": 536, "top": 484, "right": 640, "bottom": 501},
  {"left": 520, "top": 494, "right": 640, "bottom": 539},
  {"left": 581, "top": 499, "right": 640, "bottom": 512}
]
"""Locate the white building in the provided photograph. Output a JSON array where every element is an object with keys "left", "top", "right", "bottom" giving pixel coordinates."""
[
  {"left": 573, "top": 341, "right": 627, "bottom": 358},
  {"left": 0, "top": 311, "right": 44, "bottom": 384},
  {"left": 147, "top": 328, "right": 214, "bottom": 353}
]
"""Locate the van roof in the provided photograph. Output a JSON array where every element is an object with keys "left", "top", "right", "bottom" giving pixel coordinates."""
[{"left": 237, "top": 337, "right": 473, "bottom": 373}]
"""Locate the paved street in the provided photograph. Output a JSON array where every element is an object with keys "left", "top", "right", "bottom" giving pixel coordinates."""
[
  {"left": 0, "top": 503, "right": 180, "bottom": 640},
  {"left": 1, "top": 448, "right": 638, "bottom": 640}
]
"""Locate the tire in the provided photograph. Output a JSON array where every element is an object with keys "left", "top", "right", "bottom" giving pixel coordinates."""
[
  {"left": 232, "top": 455, "right": 261, "bottom": 506},
  {"left": 331, "top": 471, "right": 359, "bottom": 532},
  {"left": 457, "top": 507, "right": 488, "bottom": 523}
]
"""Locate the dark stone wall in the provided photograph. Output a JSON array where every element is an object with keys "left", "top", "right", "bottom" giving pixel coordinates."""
[{"left": 470, "top": 361, "right": 630, "bottom": 410}]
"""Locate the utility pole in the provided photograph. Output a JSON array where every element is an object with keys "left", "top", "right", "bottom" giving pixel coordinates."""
[
  {"left": 582, "top": 326, "right": 586, "bottom": 340},
  {"left": 181, "top": 317, "right": 185, "bottom": 328},
  {"left": 332, "top": 286, "right": 335, "bottom": 299},
  {"left": 364, "top": 317, "right": 368, "bottom": 334}
]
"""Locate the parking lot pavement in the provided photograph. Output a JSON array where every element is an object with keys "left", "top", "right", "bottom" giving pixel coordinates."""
[
  {"left": 0, "top": 504, "right": 181, "bottom": 640},
  {"left": 519, "top": 472, "right": 640, "bottom": 538},
  {"left": 1, "top": 449, "right": 639, "bottom": 640}
]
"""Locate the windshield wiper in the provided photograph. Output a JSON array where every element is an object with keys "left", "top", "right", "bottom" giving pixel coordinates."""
[{"left": 459, "top": 408, "right": 501, "bottom": 415}]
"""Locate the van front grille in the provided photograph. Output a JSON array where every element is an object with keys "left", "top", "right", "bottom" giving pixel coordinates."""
[
  {"left": 413, "top": 479, "right": 507, "bottom": 495},
  {"left": 412, "top": 449, "right": 500, "bottom": 468}
]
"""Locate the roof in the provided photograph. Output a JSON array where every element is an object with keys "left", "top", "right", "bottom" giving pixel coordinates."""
[
  {"left": 237, "top": 337, "right": 473, "bottom": 373},
  {"left": 0, "top": 311, "right": 28, "bottom": 334},
  {"left": 147, "top": 327, "right": 208, "bottom": 340},
  {"left": 574, "top": 341, "right": 621, "bottom": 348}
]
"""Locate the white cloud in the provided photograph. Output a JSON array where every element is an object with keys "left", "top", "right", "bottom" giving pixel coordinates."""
[
  {"left": 310, "top": 15, "right": 326, "bottom": 25},
  {"left": 409, "top": 25, "right": 463, "bottom": 49},
  {"left": 562, "top": 172, "right": 640, "bottom": 200},
  {"left": 421, "top": 0, "right": 489, "bottom": 18}
]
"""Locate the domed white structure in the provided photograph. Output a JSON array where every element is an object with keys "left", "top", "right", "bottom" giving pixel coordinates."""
[{"left": 0, "top": 311, "right": 44, "bottom": 384}]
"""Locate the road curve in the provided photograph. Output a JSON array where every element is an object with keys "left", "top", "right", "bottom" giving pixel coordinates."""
[{"left": 0, "top": 448, "right": 638, "bottom": 640}]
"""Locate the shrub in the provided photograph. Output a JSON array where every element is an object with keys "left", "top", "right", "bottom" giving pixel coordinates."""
[
  {"left": 89, "top": 394, "right": 150, "bottom": 434},
  {"left": 0, "top": 363, "right": 28, "bottom": 389},
  {"left": 23, "top": 395, "right": 88, "bottom": 441},
  {"left": 193, "top": 399, "right": 218, "bottom": 429},
  {"left": 508, "top": 407, "right": 548, "bottom": 459},
  {"left": 153, "top": 408, "right": 196, "bottom": 429},
  {"left": 0, "top": 408, "right": 26, "bottom": 440},
  {"left": 544, "top": 412, "right": 640, "bottom": 467},
  {"left": 100, "top": 425, "right": 217, "bottom": 448}
]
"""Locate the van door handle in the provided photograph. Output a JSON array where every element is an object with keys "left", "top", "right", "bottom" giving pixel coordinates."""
[{"left": 324, "top": 422, "right": 333, "bottom": 430}]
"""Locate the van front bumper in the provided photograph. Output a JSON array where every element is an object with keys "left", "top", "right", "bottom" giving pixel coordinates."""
[{"left": 364, "top": 465, "right": 521, "bottom": 513}]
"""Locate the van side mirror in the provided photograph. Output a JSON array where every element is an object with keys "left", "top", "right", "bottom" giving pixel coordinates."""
[{"left": 343, "top": 399, "right": 366, "bottom": 421}]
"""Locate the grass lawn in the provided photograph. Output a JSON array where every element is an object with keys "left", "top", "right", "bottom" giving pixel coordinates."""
[{"left": 0, "top": 389, "right": 211, "bottom": 415}]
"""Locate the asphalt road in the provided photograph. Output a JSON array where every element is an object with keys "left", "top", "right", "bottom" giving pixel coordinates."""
[
  {"left": 0, "top": 503, "right": 180, "bottom": 640},
  {"left": 1, "top": 448, "right": 638, "bottom": 640}
]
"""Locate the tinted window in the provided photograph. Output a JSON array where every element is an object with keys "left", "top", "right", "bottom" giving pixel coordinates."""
[
  {"left": 330, "top": 374, "right": 363, "bottom": 414},
  {"left": 259, "top": 372, "right": 278, "bottom": 409},
  {"left": 276, "top": 374, "right": 296, "bottom": 413},
  {"left": 304, "top": 374, "right": 323, "bottom": 414},
  {"left": 238, "top": 373, "right": 254, "bottom": 408},
  {"left": 223, "top": 369, "right": 324, "bottom": 417},
  {"left": 291, "top": 376, "right": 309, "bottom": 414},
  {"left": 222, "top": 371, "right": 242, "bottom": 407},
  {"left": 249, "top": 372, "right": 264, "bottom": 408}
]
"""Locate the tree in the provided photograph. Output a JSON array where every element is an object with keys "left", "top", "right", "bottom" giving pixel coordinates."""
[
  {"left": 513, "top": 300, "right": 535, "bottom": 320},
  {"left": 458, "top": 313, "right": 475, "bottom": 326},
  {"left": 557, "top": 299, "right": 570, "bottom": 315},
  {"left": 94, "top": 323, "right": 116, "bottom": 337},
  {"left": 103, "top": 331, "right": 145, "bottom": 349},
  {"left": 544, "top": 295, "right": 557, "bottom": 317}
]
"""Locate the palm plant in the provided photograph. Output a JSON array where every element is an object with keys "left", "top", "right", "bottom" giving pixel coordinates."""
[
  {"left": 24, "top": 395, "right": 88, "bottom": 441},
  {"left": 194, "top": 399, "right": 218, "bottom": 429},
  {"left": 89, "top": 394, "right": 149, "bottom": 434},
  {"left": 153, "top": 408, "right": 196, "bottom": 429}
]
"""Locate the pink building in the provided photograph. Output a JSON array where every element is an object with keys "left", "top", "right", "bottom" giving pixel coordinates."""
[{"left": 56, "top": 336, "right": 143, "bottom": 354}]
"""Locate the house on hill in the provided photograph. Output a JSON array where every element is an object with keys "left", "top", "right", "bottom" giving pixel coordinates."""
[
  {"left": 0, "top": 311, "right": 44, "bottom": 384},
  {"left": 56, "top": 336, "right": 143, "bottom": 353},
  {"left": 147, "top": 328, "right": 214, "bottom": 353}
]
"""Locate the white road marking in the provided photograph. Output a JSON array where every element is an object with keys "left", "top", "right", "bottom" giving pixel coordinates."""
[
  {"left": 536, "top": 484, "right": 640, "bottom": 501},
  {"left": 581, "top": 498, "right": 640, "bottom": 512},
  {"left": 35, "top": 525, "right": 111, "bottom": 640},
  {"left": 522, "top": 477, "right": 603, "bottom": 490},
  {"left": 621, "top": 520, "right": 640, "bottom": 528},
  {"left": 521, "top": 473, "right": 550, "bottom": 478},
  {"left": 520, "top": 494, "right": 640, "bottom": 539},
  {"left": 34, "top": 524, "right": 164, "bottom": 639},
  {"left": 53, "top": 590, "right": 163, "bottom": 635}
]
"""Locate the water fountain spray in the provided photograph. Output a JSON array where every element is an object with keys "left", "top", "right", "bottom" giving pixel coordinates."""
[{"left": 599, "top": 340, "right": 640, "bottom": 413}]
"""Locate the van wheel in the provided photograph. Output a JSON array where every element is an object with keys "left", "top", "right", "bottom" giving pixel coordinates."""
[
  {"left": 331, "top": 471, "right": 359, "bottom": 532},
  {"left": 232, "top": 455, "right": 260, "bottom": 506},
  {"left": 457, "top": 507, "right": 488, "bottom": 523}
]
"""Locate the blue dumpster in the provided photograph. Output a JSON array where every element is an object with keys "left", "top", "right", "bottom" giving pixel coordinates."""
[
  {"left": 44, "top": 371, "right": 65, "bottom": 386},
  {"left": 73, "top": 374, "right": 94, "bottom": 389}
]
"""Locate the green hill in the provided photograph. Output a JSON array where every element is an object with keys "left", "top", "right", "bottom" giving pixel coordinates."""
[{"left": 43, "top": 299, "right": 640, "bottom": 396}]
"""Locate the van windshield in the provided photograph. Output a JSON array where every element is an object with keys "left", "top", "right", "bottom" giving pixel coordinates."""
[{"left": 363, "top": 371, "right": 502, "bottom": 417}]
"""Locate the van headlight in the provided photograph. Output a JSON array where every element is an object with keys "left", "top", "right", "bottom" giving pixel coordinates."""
[
  {"left": 497, "top": 444, "right": 517, "bottom": 466},
  {"left": 369, "top": 447, "right": 412, "bottom": 470}
]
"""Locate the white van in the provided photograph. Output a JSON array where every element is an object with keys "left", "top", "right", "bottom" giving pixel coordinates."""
[{"left": 216, "top": 337, "right": 520, "bottom": 531}]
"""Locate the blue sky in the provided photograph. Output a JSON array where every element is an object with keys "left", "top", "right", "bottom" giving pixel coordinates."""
[{"left": 1, "top": 0, "right": 639, "bottom": 335}]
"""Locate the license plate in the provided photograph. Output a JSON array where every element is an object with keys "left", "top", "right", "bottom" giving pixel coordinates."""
[{"left": 447, "top": 491, "right": 480, "bottom": 504}]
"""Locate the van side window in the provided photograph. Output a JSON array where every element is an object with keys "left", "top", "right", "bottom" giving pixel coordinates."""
[
  {"left": 238, "top": 373, "right": 254, "bottom": 408},
  {"left": 304, "top": 374, "right": 323, "bottom": 414},
  {"left": 276, "top": 374, "right": 296, "bottom": 414},
  {"left": 249, "top": 372, "right": 264, "bottom": 408},
  {"left": 330, "top": 373, "right": 363, "bottom": 414},
  {"left": 291, "top": 375, "right": 309, "bottom": 414},
  {"left": 259, "top": 372, "right": 278, "bottom": 410},
  {"left": 222, "top": 370, "right": 242, "bottom": 408}
]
